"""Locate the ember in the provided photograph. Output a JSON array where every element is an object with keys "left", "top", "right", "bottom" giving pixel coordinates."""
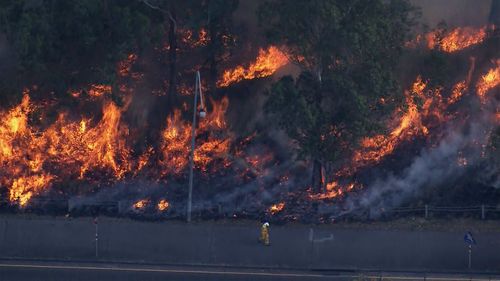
[
  {"left": 133, "top": 199, "right": 149, "bottom": 210},
  {"left": 268, "top": 202, "right": 285, "bottom": 215},
  {"left": 157, "top": 199, "right": 170, "bottom": 211},
  {"left": 88, "top": 84, "right": 112, "bottom": 97},
  {"left": 477, "top": 62, "right": 500, "bottom": 103}
]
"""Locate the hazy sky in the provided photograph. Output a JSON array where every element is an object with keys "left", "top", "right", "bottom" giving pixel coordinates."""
[{"left": 411, "top": 0, "right": 492, "bottom": 27}]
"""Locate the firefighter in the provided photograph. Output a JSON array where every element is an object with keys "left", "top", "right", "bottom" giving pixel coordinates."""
[{"left": 259, "top": 222, "right": 270, "bottom": 246}]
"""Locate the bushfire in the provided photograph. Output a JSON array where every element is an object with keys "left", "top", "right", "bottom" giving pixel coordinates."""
[
  {"left": 218, "top": 46, "right": 289, "bottom": 87},
  {"left": 305, "top": 23, "right": 498, "bottom": 204},
  {"left": 0, "top": 22, "right": 498, "bottom": 221},
  {"left": 268, "top": 202, "right": 285, "bottom": 215},
  {"left": 426, "top": 26, "right": 491, "bottom": 53}
]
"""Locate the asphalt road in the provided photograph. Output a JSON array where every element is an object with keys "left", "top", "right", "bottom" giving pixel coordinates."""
[
  {"left": 1, "top": 216, "right": 500, "bottom": 273},
  {"left": 0, "top": 261, "right": 498, "bottom": 281}
]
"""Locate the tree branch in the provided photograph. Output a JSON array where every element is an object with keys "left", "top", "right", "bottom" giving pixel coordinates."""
[{"left": 141, "top": 0, "right": 176, "bottom": 30}]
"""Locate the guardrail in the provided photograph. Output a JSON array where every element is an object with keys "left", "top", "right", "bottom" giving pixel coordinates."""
[
  {"left": 1, "top": 198, "right": 500, "bottom": 220},
  {"left": 383, "top": 204, "right": 500, "bottom": 220}
]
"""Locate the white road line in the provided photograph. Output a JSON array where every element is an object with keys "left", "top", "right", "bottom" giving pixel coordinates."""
[
  {"left": 370, "top": 276, "right": 500, "bottom": 281},
  {"left": 0, "top": 263, "right": 498, "bottom": 281},
  {"left": 0, "top": 263, "right": 331, "bottom": 278}
]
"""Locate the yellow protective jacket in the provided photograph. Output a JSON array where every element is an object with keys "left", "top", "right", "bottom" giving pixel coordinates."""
[{"left": 260, "top": 225, "right": 270, "bottom": 245}]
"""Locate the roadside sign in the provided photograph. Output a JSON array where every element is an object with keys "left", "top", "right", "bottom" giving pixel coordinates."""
[{"left": 464, "top": 231, "right": 476, "bottom": 245}]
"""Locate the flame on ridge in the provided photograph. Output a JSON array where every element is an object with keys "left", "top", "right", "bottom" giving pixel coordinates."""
[
  {"left": 218, "top": 46, "right": 288, "bottom": 87},
  {"left": 477, "top": 62, "right": 500, "bottom": 104},
  {"left": 268, "top": 202, "right": 285, "bottom": 214},
  {"left": 426, "top": 26, "right": 491, "bottom": 53}
]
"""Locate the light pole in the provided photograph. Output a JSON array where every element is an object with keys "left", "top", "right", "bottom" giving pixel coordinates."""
[
  {"left": 187, "top": 71, "right": 205, "bottom": 222},
  {"left": 93, "top": 217, "right": 98, "bottom": 258}
]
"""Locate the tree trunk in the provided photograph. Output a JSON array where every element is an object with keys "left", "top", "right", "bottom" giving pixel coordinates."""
[
  {"left": 312, "top": 159, "right": 324, "bottom": 193},
  {"left": 151, "top": 8, "right": 177, "bottom": 164},
  {"left": 167, "top": 9, "right": 177, "bottom": 106}
]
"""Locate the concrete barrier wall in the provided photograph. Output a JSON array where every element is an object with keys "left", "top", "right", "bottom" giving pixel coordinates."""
[{"left": 0, "top": 216, "right": 499, "bottom": 272}]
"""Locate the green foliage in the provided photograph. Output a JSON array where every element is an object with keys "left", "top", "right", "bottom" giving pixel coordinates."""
[
  {"left": 0, "top": 0, "right": 163, "bottom": 91},
  {"left": 265, "top": 74, "right": 323, "bottom": 160},
  {"left": 261, "top": 0, "right": 418, "bottom": 163}
]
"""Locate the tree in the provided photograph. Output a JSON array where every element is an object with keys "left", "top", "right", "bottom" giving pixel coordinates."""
[
  {"left": 0, "top": 0, "right": 161, "bottom": 98},
  {"left": 141, "top": 0, "right": 183, "bottom": 106},
  {"left": 177, "top": 0, "right": 239, "bottom": 95},
  {"left": 260, "top": 0, "right": 418, "bottom": 191}
]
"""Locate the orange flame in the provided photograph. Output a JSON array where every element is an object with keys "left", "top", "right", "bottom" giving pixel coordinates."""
[
  {"left": 157, "top": 199, "right": 170, "bottom": 211},
  {"left": 118, "top": 54, "right": 139, "bottom": 78},
  {"left": 1, "top": 92, "right": 235, "bottom": 206},
  {"left": 317, "top": 74, "right": 460, "bottom": 199},
  {"left": 9, "top": 174, "right": 54, "bottom": 207},
  {"left": 180, "top": 28, "right": 209, "bottom": 48},
  {"left": 476, "top": 63, "right": 500, "bottom": 104},
  {"left": 449, "top": 80, "right": 467, "bottom": 104},
  {"left": 160, "top": 97, "right": 232, "bottom": 175},
  {"left": 268, "top": 202, "right": 285, "bottom": 214},
  {"left": 351, "top": 77, "right": 431, "bottom": 168},
  {"left": 133, "top": 199, "right": 149, "bottom": 210},
  {"left": 309, "top": 182, "right": 355, "bottom": 200},
  {"left": 0, "top": 93, "right": 135, "bottom": 206},
  {"left": 88, "top": 84, "right": 112, "bottom": 97},
  {"left": 218, "top": 46, "right": 288, "bottom": 87},
  {"left": 426, "top": 26, "right": 490, "bottom": 53}
]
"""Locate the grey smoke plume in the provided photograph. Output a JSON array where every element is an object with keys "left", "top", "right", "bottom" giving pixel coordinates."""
[
  {"left": 337, "top": 107, "right": 497, "bottom": 218},
  {"left": 411, "top": 0, "right": 492, "bottom": 27}
]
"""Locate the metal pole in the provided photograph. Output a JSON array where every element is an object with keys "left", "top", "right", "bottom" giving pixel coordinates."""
[
  {"left": 468, "top": 244, "right": 472, "bottom": 269},
  {"left": 425, "top": 204, "right": 428, "bottom": 219},
  {"left": 481, "top": 205, "right": 485, "bottom": 220},
  {"left": 94, "top": 217, "right": 99, "bottom": 258},
  {"left": 308, "top": 228, "right": 314, "bottom": 269},
  {"left": 187, "top": 71, "right": 200, "bottom": 222}
]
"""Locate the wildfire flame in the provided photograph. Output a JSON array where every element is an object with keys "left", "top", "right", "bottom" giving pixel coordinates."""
[
  {"left": 350, "top": 77, "right": 432, "bottom": 169},
  {"left": 118, "top": 53, "right": 142, "bottom": 80},
  {"left": 133, "top": 199, "right": 149, "bottom": 210},
  {"left": 180, "top": 28, "right": 209, "bottom": 48},
  {"left": 157, "top": 199, "right": 170, "bottom": 211},
  {"left": 449, "top": 80, "right": 467, "bottom": 104},
  {"left": 0, "top": 93, "right": 134, "bottom": 205},
  {"left": 476, "top": 62, "right": 500, "bottom": 104},
  {"left": 0, "top": 84, "right": 235, "bottom": 207},
  {"left": 426, "top": 26, "right": 490, "bottom": 53},
  {"left": 268, "top": 202, "right": 285, "bottom": 214},
  {"left": 160, "top": 96, "right": 231, "bottom": 175},
  {"left": 218, "top": 46, "right": 288, "bottom": 87},
  {"left": 9, "top": 174, "right": 54, "bottom": 207},
  {"left": 1, "top": 22, "right": 497, "bottom": 215},
  {"left": 88, "top": 84, "right": 112, "bottom": 97},
  {"left": 316, "top": 70, "right": 481, "bottom": 200},
  {"left": 309, "top": 182, "right": 355, "bottom": 200}
]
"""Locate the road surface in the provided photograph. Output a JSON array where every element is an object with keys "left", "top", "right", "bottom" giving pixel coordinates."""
[
  {"left": 1, "top": 216, "right": 500, "bottom": 273},
  {"left": 0, "top": 260, "right": 498, "bottom": 281}
]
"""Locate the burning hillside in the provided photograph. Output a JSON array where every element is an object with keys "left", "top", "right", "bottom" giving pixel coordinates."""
[{"left": 0, "top": 1, "right": 498, "bottom": 222}]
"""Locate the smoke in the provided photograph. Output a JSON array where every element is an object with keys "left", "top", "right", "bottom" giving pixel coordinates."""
[
  {"left": 191, "top": 153, "right": 309, "bottom": 217},
  {"left": 411, "top": 0, "right": 492, "bottom": 28},
  {"left": 336, "top": 100, "right": 498, "bottom": 218},
  {"left": 69, "top": 180, "right": 164, "bottom": 203},
  {"left": 0, "top": 33, "right": 17, "bottom": 90}
]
